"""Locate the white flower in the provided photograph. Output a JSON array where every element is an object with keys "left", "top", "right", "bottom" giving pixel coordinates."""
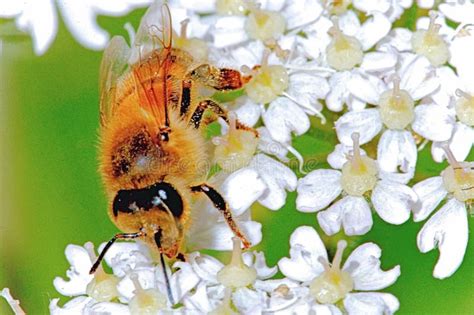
[
  {"left": 187, "top": 168, "right": 265, "bottom": 251},
  {"left": 439, "top": 1, "right": 474, "bottom": 25},
  {"left": 211, "top": 40, "right": 330, "bottom": 142},
  {"left": 297, "top": 132, "right": 418, "bottom": 236},
  {"left": 412, "top": 148, "right": 473, "bottom": 279},
  {"left": 337, "top": 54, "right": 440, "bottom": 178},
  {"left": 182, "top": 238, "right": 279, "bottom": 314},
  {"left": 278, "top": 226, "right": 401, "bottom": 314},
  {"left": 0, "top": 0, "right": 152, "bottom": 55},
  {"left": 51, "top": 241, "right": 200, "bottom": 313}
]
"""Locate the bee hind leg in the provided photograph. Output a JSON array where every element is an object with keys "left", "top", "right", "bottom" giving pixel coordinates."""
[
  {"left": 189, "top": 99, "right": 257, "bottom": 137},
  {"left": 187, "top": 64, "right": 250, "bottom": 91},
  {"left": 191, "top": 183, "right": 251, "bottom": 249}
]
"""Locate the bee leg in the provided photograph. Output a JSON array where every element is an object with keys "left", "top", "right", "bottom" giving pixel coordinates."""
[
  {"left": 179, "top": 79, "right": 192, "bottom": 116},
  {"left": 189, "top": 99, "right": 258, "bottom": 136},
  {"left": 187, "top": 64, "right": 250, "bottom": 91},
  {"left": 89, "top": 231, "right": 143, "bottom": 274},
  {"left": 191, "top": 184, "right": 251, "bottom": 249}
]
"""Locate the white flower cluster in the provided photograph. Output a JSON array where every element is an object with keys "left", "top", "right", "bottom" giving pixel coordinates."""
[
  {"left": 49, "top": 229, "right": 400, "bottom": 314},
  {"left": 2, "top": 0, "right": 474, "bottom": 314}
]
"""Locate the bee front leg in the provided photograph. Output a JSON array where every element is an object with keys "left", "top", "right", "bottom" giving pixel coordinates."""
[
  {"left": 187, "top": 64, "right": 250, "bottom": 91},
  {"left": 191, "top": 184, "right": 251, "bottom": 249}
]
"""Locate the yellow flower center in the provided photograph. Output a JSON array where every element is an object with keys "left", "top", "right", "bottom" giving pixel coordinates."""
[
  {"left": 441, "top": 146, "right": 474, "bottom": 203},
  {"left": 378, "top": 76, "right": 415, "bottom": 130},
  {"left": 213, "top": 114, "right": 258, "bottom": 172},
  {"left": 173, "top": 19, "right": 208, "bottom": 62},
  {"left": 84, "top": 243, "right": 119, "bottom": 302},
  {"left": 310, "top": 240, "right": 354, "bottom": 304},
  {"left": 245, "top": 51, "right": 289, "bottom": 104},
  {"left": 245, "top": 6, "right": 286, "bottom": 42},
  {"left": 455, "top": 89, "right": 474, "bottom": 127},
  {"left": 326, "top": 18, "right": 363, "bottom": 71},
  {"left": 411, "top": 11, "right": 449, "bottom": 66},
  {"left": 128, "top": 274, "right": 167, "bottom": 315},
  {"left": 217, "top": 237, "right": 257, "bottom": 288},
  {"left": 340, "top": 133, "right": 378, "bottom": 196}
]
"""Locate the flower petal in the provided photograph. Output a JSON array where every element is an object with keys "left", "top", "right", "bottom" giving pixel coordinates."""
[
  {"left": 357, "top": 12, "right": 392, "bottom": 51},
  {"left": 344, "top": 243, "right": 401, "bottom": 290},
  {"left": 263, "top": 97, "right": 311, "bottom": 143},
  {"left": 344, "top": 292, "right": 399, "bottom": 315},
  {"left": 170, "top": 261, "right": 200, "bottom": 302},
  {"left": 412, "top": 176, "right": 447, "bottom": 222},
  {"left": 188, "top": 219, "right": 262, "bottom": 251},
  {"left": 377, "top": 129, "right": 417, "bottom": 176},
  {"left": 243, "top": 251, "right": 278, "bottom": 279},
  {"left": 233, "top": 287, "right": 265, "bottom": 314},
  {"left": 278, "top": 226, "right": 327, "bottom": 282},
  {"left": 399, "top": 54, "right": 436, "bottom": 98},
  {"left": 250, "top": 154, "right": 297, "bottom": 210},
  {"left": 257, "top": 127, "right": 289, "bottom": 162},
  {"left": 326, "top": 71, "right": 352, "bottom": 112},
  {"left": 412, "top": 104, "right": 455, "bottom": 142},
  {"left": 360, "top": 51, "right": 397, "bottom": 73},
  {"left": 282, "top": 0, "right": 323, "bottom": 30},
  {"left": 317, "top": 196, "right": 373, "bottom": 236},
  {"left": 100, "top": 241, "right": 153, "bottom": 277},
  {"left": 212, "top": 16, "right": 247, "bottom": 48},
  {"left": 85, "top": 302, "right": 130, "bottom": 315},
  {"left": 221, "top": 167, "right": 266, "bottom": 216},
  {"left": 287, "top": 73, "right": 329, "bottom": 115},
  {"left": 16, "top": 0, "right": 57, "bottom": 55},
  {"left": 296, "top": 169, "right": 342, "bottom": 212},
  {"left": 431, "top": 123, "right": 474, "bottom": 163},
  {"left": 417, "top": 198, "right": 469, "bottom": 279},
  {"left": 372, "top": 181, "right": 417, "bottom": 225},
  {"left": 232, "top": 97, "right": 262, "bottom": 127},
  {"left": 57, "top": 1, "right": 111, "bottom": 50},
  {"left": 347, "top": 73, "right": 384, "bottom": 105},
  {"left": 53, "top": 244, "right": 94, "bottom": 296},
  {"left": 49, "top": 296, "right": 93, "bottom": 315},
  {"left": 335, "top": 109, "right": 383, "bottom": 145}
]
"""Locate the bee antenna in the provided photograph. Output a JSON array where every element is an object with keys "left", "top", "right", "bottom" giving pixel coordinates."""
[{"left": 154, "top": 229, "right": 175, "bottom": 306}]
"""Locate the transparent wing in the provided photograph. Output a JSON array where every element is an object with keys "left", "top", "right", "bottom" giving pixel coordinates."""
[
  {"left": 130, "top": 1, "right": 172, "bottom": 65},
  {"left": 99, "top": 35, "right": 131, "bottom": 127}
]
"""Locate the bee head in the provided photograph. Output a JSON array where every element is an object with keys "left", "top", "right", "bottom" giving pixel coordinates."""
[{"left": 112, "top": 181, "right": 185, "bottom": 257}]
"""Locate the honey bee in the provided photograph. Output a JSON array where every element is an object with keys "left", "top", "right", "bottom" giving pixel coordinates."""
[{"left": 89, "top": 2, "right": 256, "bottom": 301}]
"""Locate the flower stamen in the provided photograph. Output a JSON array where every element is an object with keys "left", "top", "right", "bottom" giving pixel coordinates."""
[{"left": 217, "top": 237, "right": 257, "bottom": 288}]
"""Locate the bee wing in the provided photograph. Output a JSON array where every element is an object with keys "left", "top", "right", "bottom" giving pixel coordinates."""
[
  {"left": 99, "top": 35, "right": 131, "bottom": 128},
  {"left": 130, "top": 2, "right": 174, "bottom": 128},
  {"left": 130, "top": 1, "right": 172, "bottom": 64}
]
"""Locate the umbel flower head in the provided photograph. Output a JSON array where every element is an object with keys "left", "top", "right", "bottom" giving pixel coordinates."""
[{"left": 4, "top": 0, "right": 474, "bottom": 313}]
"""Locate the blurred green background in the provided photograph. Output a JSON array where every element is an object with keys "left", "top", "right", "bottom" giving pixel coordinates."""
[{"left": 1, "top": 5, "right": 473, "bottom": 315}]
